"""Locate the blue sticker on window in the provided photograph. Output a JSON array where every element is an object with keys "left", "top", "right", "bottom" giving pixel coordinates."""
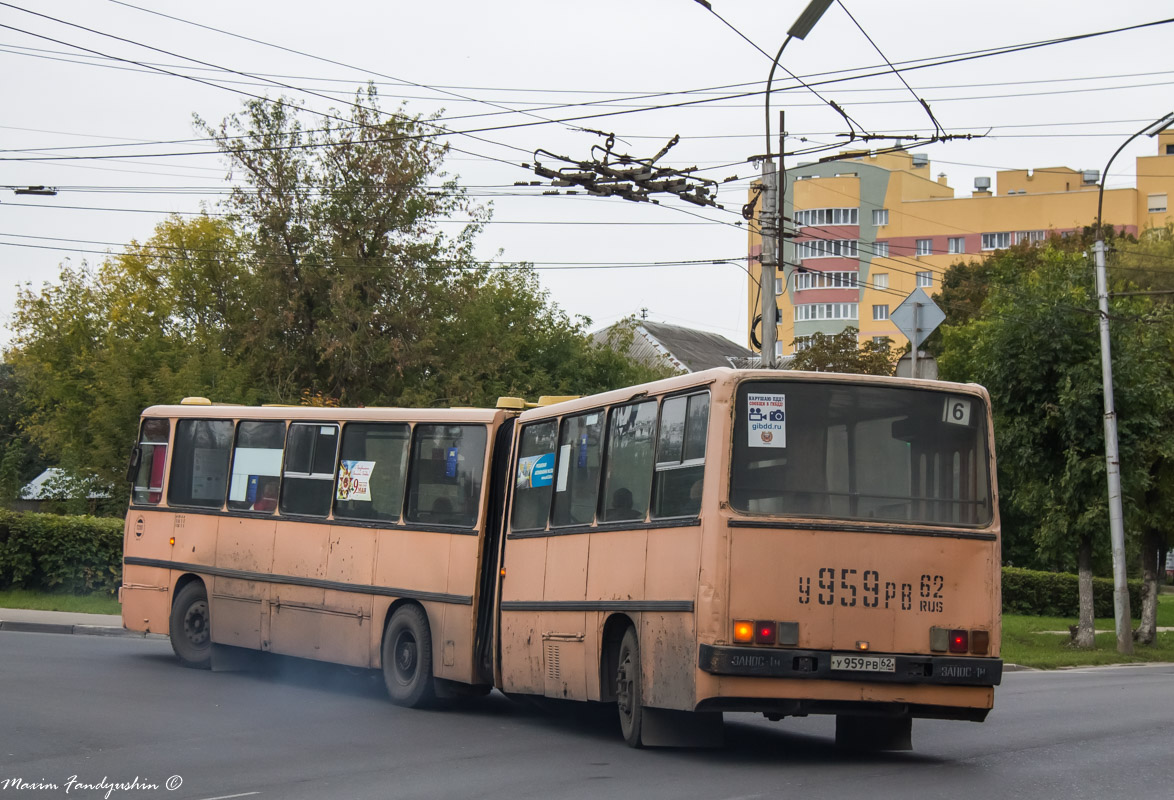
[
  {"left": 578, "top": 433, "right": 588, "bottom": 468},
  {"left": 445, "top": 447, "right": 459, "bottom": 478},
  {"left": 246, "top": 475, "right": 260, "bottom": 504},
  {"left": 517, "top": 453, "right": 555, "bottom": 488}
]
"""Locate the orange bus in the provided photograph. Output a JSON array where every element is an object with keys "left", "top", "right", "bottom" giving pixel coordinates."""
[
  {"left": 123, "top": 368, "right": 1001, "bottom": 750},
  {"left": 122, "top": 402, "right": 518, "bottom": 705}
]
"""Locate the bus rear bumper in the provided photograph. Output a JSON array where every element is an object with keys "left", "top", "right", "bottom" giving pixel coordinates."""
[{"left": 698, "top": 643, "right": 1002, "bottom": 687}]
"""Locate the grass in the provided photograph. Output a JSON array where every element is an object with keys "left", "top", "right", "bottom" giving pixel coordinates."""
[
  {"left": 0, "top": 588, "right": 122, "bottom": 615},
  {"left": 1001, "top": 594, "right": 1174, "bottom": 669}
]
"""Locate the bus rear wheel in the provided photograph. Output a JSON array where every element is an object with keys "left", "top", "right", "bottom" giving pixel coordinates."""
[
  {"left": 616, "top": 626, "right": 644, "bottom": 747},
  {"left": 169, "top": 581, "right": 211, "bottom": 669},
  {"left": 382, "top": 605, "right": 436, "bottom": 708}
]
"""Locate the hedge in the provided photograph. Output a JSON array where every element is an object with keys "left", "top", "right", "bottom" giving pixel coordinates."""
[
  {"left": 0, "top": 510, "right": 123, "bottom": 594},
  {"left": 1001, "top": 566, "right": 1143, "bottom": 618}
]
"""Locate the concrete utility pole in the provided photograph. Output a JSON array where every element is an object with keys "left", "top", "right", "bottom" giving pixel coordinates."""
[
  {"left": 1094, "top": 110, "right": 1173, "bottom": 655},
  {"left": 759, "top": 159, "right": 778, "bottom": 368},
  {"left": 758, "top": 0, "right": 831, "bottom": 368}
]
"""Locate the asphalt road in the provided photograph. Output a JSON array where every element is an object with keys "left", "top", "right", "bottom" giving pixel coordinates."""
[{"left": 1, "top": 631, "right": 1171, "bottom": 800}]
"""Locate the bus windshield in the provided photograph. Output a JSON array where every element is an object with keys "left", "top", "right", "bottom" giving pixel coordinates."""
[{"left": 731, "top": 380, "right": 992, "bottom": 527}]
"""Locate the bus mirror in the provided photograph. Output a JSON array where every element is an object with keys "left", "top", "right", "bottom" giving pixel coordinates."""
[{"left": 125, "top": 446, "right": 141, "bottom": 483}]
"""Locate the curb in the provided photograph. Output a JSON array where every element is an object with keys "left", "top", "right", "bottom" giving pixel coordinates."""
[{"left": 0, "top": 620, "right": 166, "bottom": 640}]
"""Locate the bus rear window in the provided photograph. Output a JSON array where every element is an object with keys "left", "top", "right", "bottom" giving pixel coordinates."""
[{"left": 730, "top": 381, "right": 992, "bottom": 527}]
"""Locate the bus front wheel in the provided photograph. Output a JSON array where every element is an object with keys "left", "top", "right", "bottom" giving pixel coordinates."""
[
  {"left": 616, "top": 626, "right": 644, "bottom": 747},
  {"left": 169, "top": 581, "right": 211, "bottom": 669},
  {"left": 382, "top": 605, "right": 436, "bottom": 708}
]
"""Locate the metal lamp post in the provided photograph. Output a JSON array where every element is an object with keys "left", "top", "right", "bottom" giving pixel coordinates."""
[{"left": 1093, "top": 110, "right": 1173, "bottom": 655}]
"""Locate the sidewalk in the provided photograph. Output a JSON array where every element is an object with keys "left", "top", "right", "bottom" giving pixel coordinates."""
[{"left": 0, "top": 607, "right": 163, "bottom": 639}]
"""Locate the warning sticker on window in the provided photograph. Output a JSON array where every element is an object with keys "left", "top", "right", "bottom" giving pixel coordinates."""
[{"left": 747, "top": 393, "right": 786, "bottom": 448}]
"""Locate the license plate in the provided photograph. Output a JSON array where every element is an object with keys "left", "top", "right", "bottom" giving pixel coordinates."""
[{"left": 831, "top": 655, "right": 896, "bottom": 673}]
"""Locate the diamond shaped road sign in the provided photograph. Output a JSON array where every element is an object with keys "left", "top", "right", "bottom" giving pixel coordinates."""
[{"left": 890, "top": 288, "right": 945, "bottom": 350}]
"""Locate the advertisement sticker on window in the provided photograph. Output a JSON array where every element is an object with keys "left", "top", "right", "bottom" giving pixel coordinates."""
[
  {"left": 517, "top": 453, "right": 555, "bottom": 488},
  {"left": 747, "top": 393, "right": 786, "bottom": 448},
  {"left": 337, "top": 460, "right": 375, "bottom": 501}
]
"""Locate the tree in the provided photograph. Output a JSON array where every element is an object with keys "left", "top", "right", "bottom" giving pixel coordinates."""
[
  {"left": 788, "top": 328, "right": 896, "bottom": 375},
  {"left": 938, "top": 245, "right": 1174, "bottom": 647},
  {"left": 5, "top": 88, "right": 662, "bottom": 503}
]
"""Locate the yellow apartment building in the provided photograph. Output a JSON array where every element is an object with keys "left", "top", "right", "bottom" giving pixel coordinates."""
[{"left": 747, "top": 129, "right": 1174, "bottom": 358}]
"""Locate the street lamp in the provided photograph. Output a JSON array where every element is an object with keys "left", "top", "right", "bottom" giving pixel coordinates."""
[
  {"left": 759, "top": 0, "right": 832, "bottom": 367},
  {"left": 1092, "top": 110, "right": 1173, "bottom": 655}
]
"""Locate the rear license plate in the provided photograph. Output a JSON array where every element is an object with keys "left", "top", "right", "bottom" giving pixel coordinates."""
[{"left": 830, "top": 655, "right": 896, "bottom": 673}]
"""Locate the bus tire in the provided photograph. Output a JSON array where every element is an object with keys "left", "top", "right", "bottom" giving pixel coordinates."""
[
  {"left": 169, "top": 581, "right": 211, "bottom": 669},
  {"left": 616, "top": 626, "right": 644, "bottom": 747},
  {"left": 382, "top": 605, "right": 436, "bottom": 708}
]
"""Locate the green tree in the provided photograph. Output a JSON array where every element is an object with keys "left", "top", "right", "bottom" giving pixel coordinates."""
[
  {"left": 5, "top": 88, "right": 662, "bottom": 502},
  {"left": 788, "top": 328, "right": 896, "bottom": 375},
  {"left": 938, "top": 245, "right": 1174, "bottom": 646}
]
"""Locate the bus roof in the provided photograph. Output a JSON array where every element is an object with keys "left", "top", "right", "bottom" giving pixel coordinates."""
[
  {"left": 515, "top": 367, "right": 989, "bottom": 422},
  {"left": 141, "top": 403, "right": 509, "bottom": 425}
]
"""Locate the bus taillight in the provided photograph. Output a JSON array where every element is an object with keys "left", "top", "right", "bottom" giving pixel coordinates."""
[
  {"left": 734, "top": 621, "right": 754, "bottom": 643},
  {"left": 949, "top": 630, "right": 969, "bottom": 653},
  {"left": 970, "top": 630, "right": 990, "bottom": 655},
  {"left": 754, "top": 621, "right": 777, "bottom": 645}
]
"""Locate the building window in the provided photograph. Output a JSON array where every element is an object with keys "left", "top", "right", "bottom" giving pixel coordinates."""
[
  {"left": 916, "top": 271, "right": 933, "bottom": 288},
  {"left": 794, "top": 207, "right": 859, "bottom": 227},
  {"left": 873, "top": 304, "right": 889, "bottom": 321},
  {"left": 775, "top": 341, "right": 785, "bottom": 358},
  {"left": 794, "top": 303, "right": 858, "bottom": 321},
  {"left": 1149, "top": 193, "right": 1168, "bottom": 213},
  {"left": 794, "top": 270, "right": 857, "bottom": 290},
  {"left": 982, "top": 232, "right": 1011, "bottom": 250},
  {"left": 873, "top": 273, "right": 888, "bottom": 290},
  {"left": 775, "top": 277, "right": 783, "bottom": 294},
  {"left": 948, "top": 237, "right": 965, "bottom": 254},
  {"left": 872, "top": 336, "right": 890, "bottom": 347},
  {"left": 916, "top": 238, "right": 933, "bottom": 256},
  {"left": 1014, "top": 230, "right": 1046, "bottom": 246},
  {"left": 873, "top": 241, "right": 889, "bottom": 258},
  {"left": 872, "top": 208, "right": 889, "bottom": 226},
  {"left": 792, "top": 337, "right": 811, "bottom": 352},
  {"left": 796, "top": 239, "right": 859, "bottom": 260}
]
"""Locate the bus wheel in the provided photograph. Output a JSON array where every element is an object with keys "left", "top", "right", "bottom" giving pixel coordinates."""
[
  {"left": 382, "top": 605, "right": 436, "bottom": 708},
  {"left": 169, "top": 581, "right": 211, "bottom": 669},
  {"left": 616, "top": 627, "right": 644, "bottom": 747}
]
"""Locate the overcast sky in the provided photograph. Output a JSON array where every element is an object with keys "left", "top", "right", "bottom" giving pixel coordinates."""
[{"left": 2, "top": 0, "right": 1172, "bottom": 352}]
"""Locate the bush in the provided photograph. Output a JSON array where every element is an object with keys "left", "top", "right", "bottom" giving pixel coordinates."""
[
  {"left": 0, "top": 510, "right": 123, "bottom": 594},
  {"left": 1002, "top": 566, "right": 1143, "bottom": 618}
]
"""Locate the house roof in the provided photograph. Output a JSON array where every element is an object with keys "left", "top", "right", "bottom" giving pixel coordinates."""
[
  {"left": 20, "top": 468, "right": 112, "bottom": 500},
  {"left": 636, "top": 321, "right": 754, "bottom": 372}
]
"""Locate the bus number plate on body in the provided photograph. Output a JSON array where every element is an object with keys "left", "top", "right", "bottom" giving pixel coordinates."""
[{"left": 831, "top": 655, "right": 895, "bottom": 673}]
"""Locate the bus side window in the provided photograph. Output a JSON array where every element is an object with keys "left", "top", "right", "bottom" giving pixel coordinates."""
[
  {"left": 132, "top": 418, "right": 170, "bottom": 505},
  {"left": 227, "top": 420, "right": 286, "bottom": 513},
  {"left": 280, "top": 423, "right": 339, "bottom": 517},
  {"left": 652, "top": 392, "right": 709, "bottom": 518},
  {"left": 168, "top": 419, "right": 233, "bottom": 508},
  {"left": 511, "top": 421, "right": 557, "bottom": 531},
  {"left": 599, "top": 400, "right": 658, "bottom": 523},
  {"left": 405, "top": 424, "right": 487, "bottom": 528},
  {"left": 551, "top": 412, "right": 603, "bottom": 527},
  {"left": 334, "top": 422, "right": 410, "bottom": 523}
]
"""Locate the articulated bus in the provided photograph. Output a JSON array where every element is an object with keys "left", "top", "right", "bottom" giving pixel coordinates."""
[{"left": 122, "top": 368, "right": 1001, "bottom": 749}]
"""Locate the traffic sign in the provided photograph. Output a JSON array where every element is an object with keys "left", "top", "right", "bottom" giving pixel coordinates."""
[{"left": 890, "top": 288, "right": 945, "bottom": 350}]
